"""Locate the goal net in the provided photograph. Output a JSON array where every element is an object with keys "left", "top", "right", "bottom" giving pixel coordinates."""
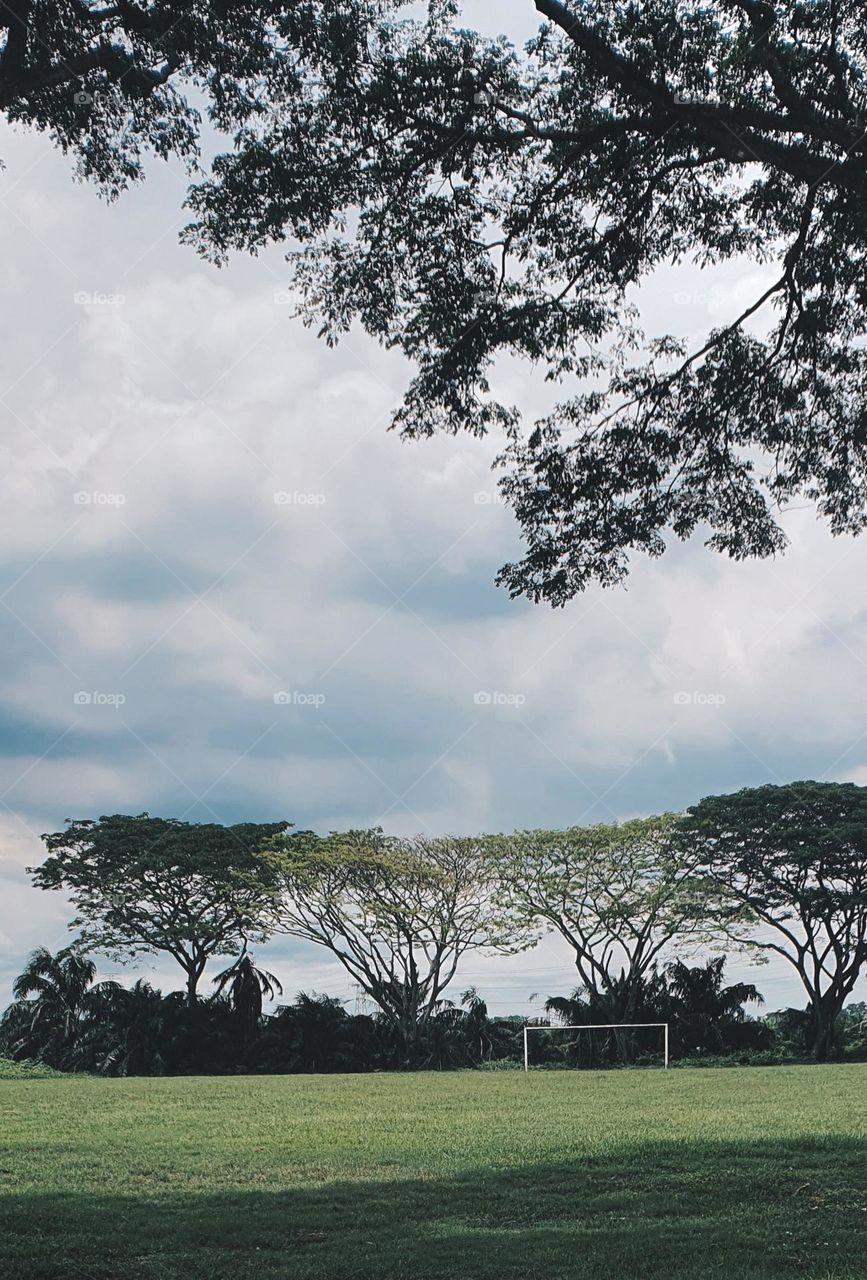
[{"left": 522, "top": 1021, "right": 669, "bottom": 1071}]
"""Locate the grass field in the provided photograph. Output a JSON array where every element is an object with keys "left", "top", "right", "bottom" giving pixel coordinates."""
[{"left": 2, "top": 1065, "right": 866, "bottom": 1280}]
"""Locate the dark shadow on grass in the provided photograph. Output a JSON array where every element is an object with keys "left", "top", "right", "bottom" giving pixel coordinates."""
[{"left": 2, "top": 1137, "right": 866, "bottom": 1280}]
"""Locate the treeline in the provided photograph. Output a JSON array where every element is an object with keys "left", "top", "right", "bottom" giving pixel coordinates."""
[
  {"left": 4, "top": 946, "right": 866, "bottom": 1076},
  {"left": 7, "top": 780, "right": 867, "bottom": 1069}
]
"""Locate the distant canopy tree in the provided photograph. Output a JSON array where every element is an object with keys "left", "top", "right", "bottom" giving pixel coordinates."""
[
  {"left": 6, "top": 4, "right": 867, "bottom": 600},
  {"left": 679, "top": 781, "right": 867, "bottom": 1061},
  {"left": 31, "top": 814, "right": 289, "bottom": 1004},
  {"left": 267, "top": 827, "right": 523, "bottom": 1060},
  {"left": 486, "top": 815, "right": 714, "bottom": 1023}
]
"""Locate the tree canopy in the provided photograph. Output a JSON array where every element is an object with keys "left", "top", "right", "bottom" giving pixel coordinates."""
[
  {"left": 267, "top": 827, "right": 522, "bottom": 1056},
  {"left": 0, "top": 2, "right": 305, "bottom": 195},
  {"left": 31, "top": 814, "right": 289, "bottom": 1002},
  {"left": 486, "top": 814, "right": 712, "bottom": 1020},
  {"left": 5, "top": 3, "right": 867, "bottom": 599},
  {"left": 679, "top": 781, "right": 867, "bottom": 1060}
]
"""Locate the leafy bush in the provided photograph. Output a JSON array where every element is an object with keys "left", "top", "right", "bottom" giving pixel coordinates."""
[
  {"left": 0, "top": 1057, "right": 67, "bottom": 1079},
  {"left": 669, "top": 1051, "right": 795, "bottom": 1069}
]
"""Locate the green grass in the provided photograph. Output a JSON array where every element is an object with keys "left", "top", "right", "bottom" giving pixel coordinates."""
[{"left": 2, "top": 1066, "right": 866, "bottom": 1279}]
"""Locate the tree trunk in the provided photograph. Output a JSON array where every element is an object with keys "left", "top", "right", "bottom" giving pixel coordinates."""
[
  {"left": 185, "top": 968, "right": 199, "bottom": 1008},
  {"left": 811, "top": 996, "right": 842, "bottom": 1062},
  {"left": 616, "top": 984, "right": 641, "bottom": 1064},
  {"left": 397, "top": 1015, "right": 418, "bottom": 1068},
  {"left": 812, "top": 1015, "right": 835, "bottom": 1063}
]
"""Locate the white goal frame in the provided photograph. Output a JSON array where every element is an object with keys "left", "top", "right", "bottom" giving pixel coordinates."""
[{"left": 523, "top": 1022, "right": 669, "bottom": 1071}]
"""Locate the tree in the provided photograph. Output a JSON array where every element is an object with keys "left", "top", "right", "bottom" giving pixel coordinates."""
[
  {"left": 212, "top": 949, "right": 282, "bottom": 1063},
  {"left": 181, "top": 1, "right": 867, "bottom": 602},
  {"left": 545, "top": 967, "right": 670, "bottom": 1066},
  {"left": 268, "top": 827, "right": 521, "bottom": 1061},
  {"left": 0, "top": 945, "right": 117, "bottom": 1069},
  {"left": 8, "top": 5, "right": 867, "bottom": 601},
  {"left": 258, "top": 992, "right": 376, "bottom": 1074},
  {"left": 487, "top": 816, "right": 714, "bottom": 1025},
  {"left": 81, "top": 979, "right": 170, "bottom": 1076},
  {"left": 31, "top": 814, "right": 289, "bottom": 1004},
  {"left": 0, "top": 2, "right": 305, "bottom": 196},
  {"left": 839, "top": 1000, "right": 867, "bottom": 1058},
  {"left": 666, "top": 956, "right": 764, "bottom": 1056},
  {"left": 453, "top": 987, "right": 510, "bottom": 1066},
  {"left": 679, "top": 782, "right": 867, "bottom": 1061},
  {"left": 413, "top": 987, "right": 516, "bottom": 1069}
]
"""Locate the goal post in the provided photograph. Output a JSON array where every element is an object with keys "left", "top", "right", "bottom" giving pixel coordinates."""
[{"left": 523, "top": 1021, "right": 669, "bottom": 1071}]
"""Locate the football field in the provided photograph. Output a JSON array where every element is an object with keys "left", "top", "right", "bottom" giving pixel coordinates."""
[{"left": 2, "top": 1065, "right": 865, "bottom": 1279}]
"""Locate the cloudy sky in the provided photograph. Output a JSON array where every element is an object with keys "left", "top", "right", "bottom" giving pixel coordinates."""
[{"left": 2, "top": 2, "right": 867, "bottom": 1019}]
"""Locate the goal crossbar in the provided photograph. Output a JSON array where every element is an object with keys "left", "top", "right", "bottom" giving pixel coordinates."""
[{"left": 523, "top": 1021, "right": 669, "bottom": 1071}]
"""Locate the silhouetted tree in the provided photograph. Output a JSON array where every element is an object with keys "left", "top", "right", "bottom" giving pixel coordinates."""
[
  {"left": 667, "top": 957, "right": 764, "bottom": 1056},
  {"left": 1, "top": 946, "right": 118, "bottom": 1069},
  {"left": 184, "top": 2, "right": 867, "bottom": 601},
  {"left": 0, "top": 3, "right": 331, "bottom": 197},
  {"left": 545, "top": 969, "right": 670, "bottom": 1066},
  {"left": 213, "top": 951, "right": 282, "bottom": 1065},
  {"left": 80, "top": 980, "right": 169, "bottom": 1076},
  {"left": 259, "top": 993, "right": 376, "bottom": 1074}
]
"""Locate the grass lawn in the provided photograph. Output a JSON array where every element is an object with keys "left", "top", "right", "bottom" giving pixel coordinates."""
[{"left": 2, "top": 1065, "right": 866, "bottom": 1279}]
